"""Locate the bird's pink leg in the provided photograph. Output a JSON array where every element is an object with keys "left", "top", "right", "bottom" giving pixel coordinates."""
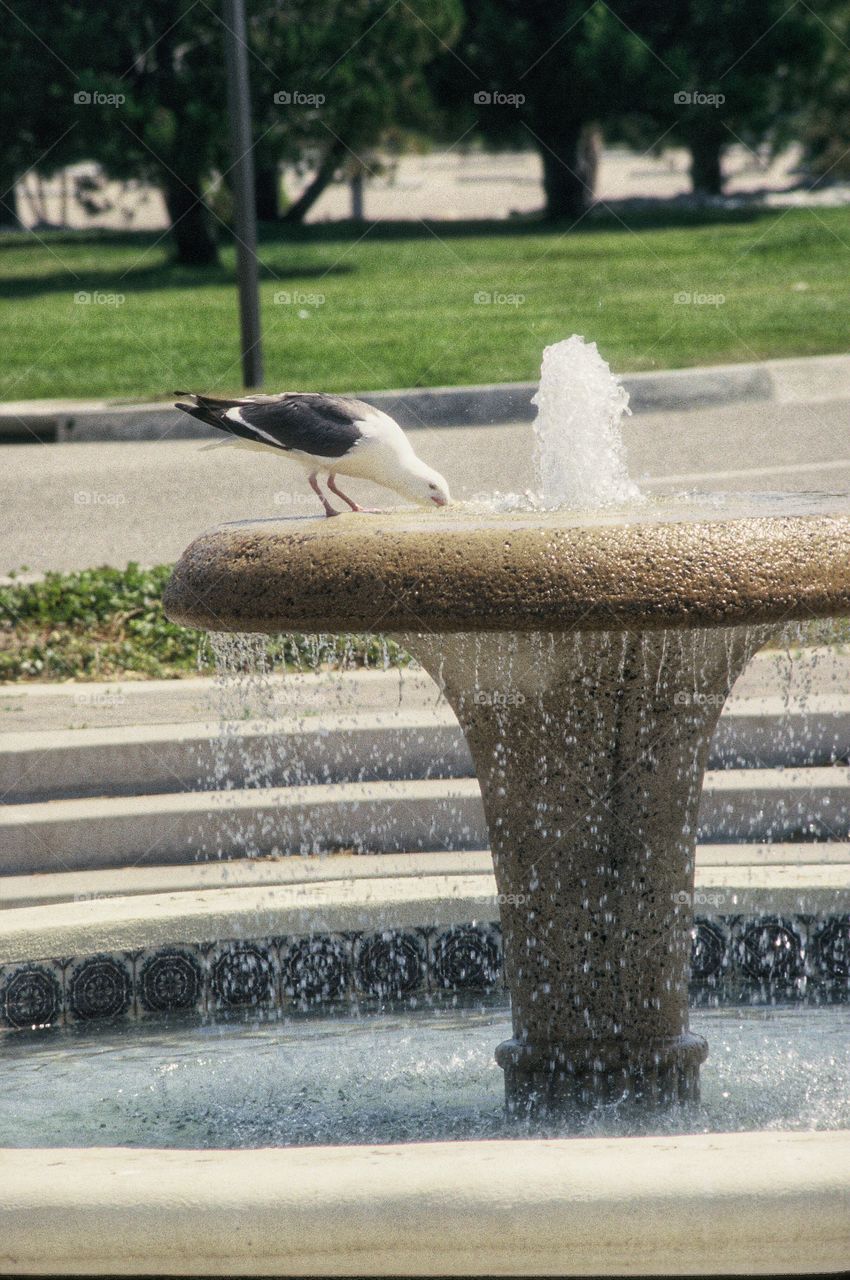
[
  {"left": 327, "top": 473, "right": 363, "bottom": 512},
  {"left": 308, "top": 472, "right": 340, "bottom": 517}
]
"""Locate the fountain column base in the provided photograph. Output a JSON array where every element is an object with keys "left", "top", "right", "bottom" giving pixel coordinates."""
[
  {"left": 496, "top": 1032, "right": 708, "bottom": 1116},
  {"left": 403, "top": 626, "right": 770, "bottom": 1120}
]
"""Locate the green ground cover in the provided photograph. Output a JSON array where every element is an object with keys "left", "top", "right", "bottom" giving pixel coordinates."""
[{"left": 0, "top": 564, "right": 409, "bottom": 681}]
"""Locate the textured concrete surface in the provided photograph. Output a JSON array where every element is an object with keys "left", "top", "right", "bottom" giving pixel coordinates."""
[
  {"left": 1, "top": 1131, "right": 848, "bottom": 1275},
  {"left": 163, "top": 508, "right": 850, "bottom": 634}
]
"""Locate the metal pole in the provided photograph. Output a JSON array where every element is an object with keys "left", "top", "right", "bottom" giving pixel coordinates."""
[{"left": 223, "top": 0, "right": 264, "bottom": 387}]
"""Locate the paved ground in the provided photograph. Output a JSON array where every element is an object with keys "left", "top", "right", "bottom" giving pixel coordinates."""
[
  {"left": 1, "top": 399, "right": 848, "bottom": 573},
  {"left": 14, "top": 144, "right": 847, "bottom": 233}
]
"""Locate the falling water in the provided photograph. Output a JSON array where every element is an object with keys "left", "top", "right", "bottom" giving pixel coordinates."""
[{"left": 532, "top": 335, "right": 642, "bottom": 508}]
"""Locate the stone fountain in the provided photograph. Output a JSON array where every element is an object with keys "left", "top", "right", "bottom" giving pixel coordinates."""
[{"left": 163, "top": 342, "right": 850, "bottom": 1117}]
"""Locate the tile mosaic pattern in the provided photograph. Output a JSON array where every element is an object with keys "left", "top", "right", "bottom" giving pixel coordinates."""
[{"left": 0, "top": 915, "right": 847, "bottom": 1033}]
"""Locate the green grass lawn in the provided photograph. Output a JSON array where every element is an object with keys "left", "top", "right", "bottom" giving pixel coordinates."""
[{"left": 2, "top": 205, "right": 850, "bottom": 402}]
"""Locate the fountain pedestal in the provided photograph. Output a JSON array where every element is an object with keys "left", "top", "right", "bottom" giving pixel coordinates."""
[
  {"left": 162, "top": 506, "right": 850, "bottom": 1117},
  {"left": 405, "top": 628, "right": 763, "bottom": 1113}
]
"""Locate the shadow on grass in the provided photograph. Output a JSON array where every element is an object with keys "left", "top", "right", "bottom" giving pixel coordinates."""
[
  {"left": 0, "top": 256, "right": 355, "bottom": 301},
  {"left": 270, "top": 202, "right": 770, "bottom": 242},
  {"left": 0, "top": 201, "right": 783, "bottom": 301}
]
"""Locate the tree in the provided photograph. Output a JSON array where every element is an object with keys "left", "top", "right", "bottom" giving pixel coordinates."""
[
  {"left": 797, "top": 6, "right": 850, "bottom": 185},
  {"left": 249, "top": 0, "right": 463, "bottom": 224},
  {"left": 0, "top": 3, "right": 88, "bottom": 228},
  {"left": 622, "top": 1, "right": 829, "bottom": 196},
  {"left": 431, "top": 1, "right": 651, "bottom": 218}
]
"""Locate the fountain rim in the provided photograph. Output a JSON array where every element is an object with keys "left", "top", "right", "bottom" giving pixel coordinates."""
[
  {"left": 163, "top": 509, "right": 850, "bottom": 635},
  {"left": 2, "top": 1132, "right": 848, "bottom": 1274}
]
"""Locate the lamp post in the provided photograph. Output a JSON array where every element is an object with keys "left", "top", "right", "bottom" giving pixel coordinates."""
[{"left": 223, "top": 0, "right": 264, "bottom": 388}]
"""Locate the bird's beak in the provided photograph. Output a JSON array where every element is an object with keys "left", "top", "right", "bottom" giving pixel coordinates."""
[{"left": 431, "top": 495, "right": 448, "bottom": 507}]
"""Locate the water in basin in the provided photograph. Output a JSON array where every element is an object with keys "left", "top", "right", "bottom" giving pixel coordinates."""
[{"left": 2, "top": 1002, "right": 848, "bottom": 1148}]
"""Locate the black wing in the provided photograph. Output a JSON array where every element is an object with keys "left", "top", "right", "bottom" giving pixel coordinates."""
[{"left": 175, "top": 393, "right": 370, "bottom": 458}]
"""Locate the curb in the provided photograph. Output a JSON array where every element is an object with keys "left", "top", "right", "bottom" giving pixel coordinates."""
[{"left": 2, "top": 352, "right": 850, "bottom": 442}]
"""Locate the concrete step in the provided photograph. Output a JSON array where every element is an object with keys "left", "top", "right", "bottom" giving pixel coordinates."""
[
  {"left": 0, "top": 710, "right": 467, "bottom": 802},
  {"left": 0, "top": 670, "right": 440, "bottom": 733},
  {"left": 2, "top": 845, "right": 849, "bottom": 910},
  {"left": 1, "top": 769, "right": 848, "bottom": 876},
  {"left": 0, "top": 646, "right": 847, "bottom": 734},
  {"left": 2, "top": 696, "right": 848, "bottom": 804},
  {"left": 1, "top": 862, "right": 848, "bottom": 968}
]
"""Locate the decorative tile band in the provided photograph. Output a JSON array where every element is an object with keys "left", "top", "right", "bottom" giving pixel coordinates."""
[{"left": 1, "top": 915, "right": 848, "bottom": 1033}]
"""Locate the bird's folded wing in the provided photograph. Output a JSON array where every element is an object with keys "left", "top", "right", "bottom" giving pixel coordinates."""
[{"left": 223, "top": 394, "right": 368, "bottom": 458}]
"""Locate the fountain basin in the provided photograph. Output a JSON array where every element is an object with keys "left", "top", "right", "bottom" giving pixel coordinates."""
[
  {"left": 164, "top": 501, "right": 850, "bottom": 1115},
  {"left": 162, "top": 503, "right": 850, "bottom": 635}
]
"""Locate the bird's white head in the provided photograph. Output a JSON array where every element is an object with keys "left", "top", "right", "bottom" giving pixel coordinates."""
[{"left": 394, "top": 458, "right": 452, "bottom": 508}]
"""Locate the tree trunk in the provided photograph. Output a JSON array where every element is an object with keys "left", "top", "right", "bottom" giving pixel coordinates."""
[
  {"left": 282, "top": 140, "right": 345, "bottom": 225},
  {"left": 254, "top": 162, "right": 280, "bottom": 221},
  {"left": 163, "top": 176, "right": 218, "bottom": 266},
  {"left": 0, "top": 167, "right": 20, "bottom": 228},
  {"left": 350, "top": 170, "right": 365, "bottom": 221},
  {"left": 537, "top": 122, "right": 596, "bottom": 219},
  {"left": 689, "top": 135, "right": 724, "bottom": 196}
]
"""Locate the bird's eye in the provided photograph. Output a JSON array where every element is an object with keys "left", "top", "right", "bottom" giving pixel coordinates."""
[{"left": 429, "top": 483, "right": 438, "bottom": 491}]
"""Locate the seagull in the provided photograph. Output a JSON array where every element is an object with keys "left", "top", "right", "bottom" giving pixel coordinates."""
[{"left": 174, "top": 390, "right": 452, "bottom": 517}]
